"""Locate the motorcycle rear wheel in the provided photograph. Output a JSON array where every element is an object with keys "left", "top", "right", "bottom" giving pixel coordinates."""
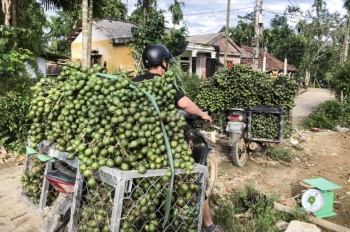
[
  {"left": 231, "top": 137, "right": 248, "bottom": 167},
  {"left": 205, "top": 151, "right": 217, "bottom": 197}
]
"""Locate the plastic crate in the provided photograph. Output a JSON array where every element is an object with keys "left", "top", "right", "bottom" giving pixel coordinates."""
[
  {"left": 246, "top": 105, "right": 284, "bottom": 142},
  {"left": 68, "top": 164, "right": 208, "bottom": 232}
]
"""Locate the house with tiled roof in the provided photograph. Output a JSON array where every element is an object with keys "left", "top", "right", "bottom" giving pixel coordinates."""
[
  {"left": 181, "top": 32, "right": 242, "bottom": 78},
  {"left": 182, "top": 32, "right": 297, "bottom": 78},
  {"left": 240, "top": 46, "right": 297, "bottom": 75},
  {"left": 69, "top": 20, "right": 136, "bottom": 72}
]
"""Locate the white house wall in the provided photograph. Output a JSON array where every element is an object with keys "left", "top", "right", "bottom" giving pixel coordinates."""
[{"left": 72, "top": 24, "right": 110, "bottom": 44}]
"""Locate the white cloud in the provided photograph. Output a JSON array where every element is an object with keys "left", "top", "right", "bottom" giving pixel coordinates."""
[{"left": 127, "top": 0, "right": 347, "bottom": 35}]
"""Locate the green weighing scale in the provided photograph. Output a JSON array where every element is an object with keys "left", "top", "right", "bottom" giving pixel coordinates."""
[{"left": 301, "top": 178, "right": 342, "bottom": 218}]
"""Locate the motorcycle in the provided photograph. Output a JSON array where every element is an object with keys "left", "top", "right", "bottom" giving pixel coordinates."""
[
  {"left": 300, "top": 82, "right": 308, "bottom": 90},
  {"left": 225, "top": 105, "right": 284, "bottom": 167},
  {"left": 179, "top": 109, "right": 218, "bottom": 197}
]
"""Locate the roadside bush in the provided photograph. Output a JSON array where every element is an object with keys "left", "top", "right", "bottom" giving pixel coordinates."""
[
  {"left": 331, "top": 61, "right": 350, "bottom": 98},
  {"left": 210, "top": 185, "right": 309, "bottom": 232},
  {"left": 0, "top": 76, "right": 33, "bottom": 154},
  {"left": 180, "top": 72, "right": 203, "bottom": 100},
  {"left": 303, "top": 100, "right": 350, "bottom": 130}
]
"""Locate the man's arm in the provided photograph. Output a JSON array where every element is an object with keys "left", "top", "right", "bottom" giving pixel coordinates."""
[{"left": 177, "top": 96, "right": 212, "bottom": 123}]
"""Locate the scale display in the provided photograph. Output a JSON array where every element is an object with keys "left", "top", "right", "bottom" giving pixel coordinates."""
[
  {"left": 301, "top": 188, "right": 325, "bottom": 213},
  {"left": 301, "top": 178, "right": 342, "bottom": 218}
]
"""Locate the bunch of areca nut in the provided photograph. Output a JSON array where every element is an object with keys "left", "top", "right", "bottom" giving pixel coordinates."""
[{"left": 28, "top": 63, "right": 203, "bottom": 231}]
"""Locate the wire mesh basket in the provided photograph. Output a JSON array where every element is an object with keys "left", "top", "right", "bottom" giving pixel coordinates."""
[
  {"left": 246, "top": 105, "right": 284, "bottom": 142},
  {"left": 20, "top": 152, "right": 56, "bottom": 216},
  {"left": 21, "top": 140, "right": 76, "bottom": 216},
  {"left": 69, "top": 164, "right": 208, "bottom": 232}
]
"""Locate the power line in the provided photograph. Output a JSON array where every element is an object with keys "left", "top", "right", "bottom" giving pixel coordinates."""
[
  {"left": 288, "top": 0, "right": 295, "bottom": 7},
  {"left": 293, "top": 0, "right": 300, "bottom": 8},
  {"left": 183, "top": 7, "right": 254, "bottom": 16},
  {"left": 262, "top": 4, "right": 284, "bottom": 14},
  {"left": 263, "top": 8, "right": 313, "bottom": 19},
  {"left": 200, "top": 0, "right": 220, "bottom": 11}
]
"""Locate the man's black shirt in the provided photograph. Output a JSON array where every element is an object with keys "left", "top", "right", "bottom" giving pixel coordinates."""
[{"left": 132, "top": 73, "right": 185, "bottom": 105}]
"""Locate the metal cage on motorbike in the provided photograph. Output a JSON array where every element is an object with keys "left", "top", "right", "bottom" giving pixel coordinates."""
[
  {"left": 22, "top": 140, "right": 208, "bottom": 232},
  {"left": 246, "top": 105, "right": 284, "bottom": 143},
  {"left": 21, "top": 140, "right": 80, "bottom": 216},
  {"left": 67, "top": 165, "right": 208, "bottom": 232}
]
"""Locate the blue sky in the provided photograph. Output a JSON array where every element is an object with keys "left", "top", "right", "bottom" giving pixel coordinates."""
[{"left": 126, "top": 0, "right": 347, "bottom": 35}]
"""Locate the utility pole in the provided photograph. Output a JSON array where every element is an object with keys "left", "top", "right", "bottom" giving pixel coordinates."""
[
  {"left": 224, "top": 0, "right": 231, "bottom": 68},
  {"left": 252, "top": 0, "right": 263, "bottom": 70},
  {"left": 262, "top": 46, "right": 267, "bottom": 72},
  {"left": 126, "top": 0, "right": 129, "bottom": 20}
]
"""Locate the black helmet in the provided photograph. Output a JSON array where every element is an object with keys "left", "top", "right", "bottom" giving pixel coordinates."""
[{"left": 142, "top": 44, "right": 175, "bottom": 68}]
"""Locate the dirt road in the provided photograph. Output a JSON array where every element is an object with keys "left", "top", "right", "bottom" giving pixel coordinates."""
[
  {"left": 292, "top": 88, "right": 334, "bottom": 126},
  {"left": 0, "top": 163, "right": 41, "bottom": 232}
]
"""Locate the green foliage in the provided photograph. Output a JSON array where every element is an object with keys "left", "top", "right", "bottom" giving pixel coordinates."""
[
  {"left": 229, "top": 13, "right": 254, "bottom": 46},
  {"left": 17, "top": 0, "right": 49, "bottom": 55},
  {"left": 296, "top": 8, "right": 345, "bottom": 82},
  {"left": 0, "top": 76, "right": 33, "bottom": 154},
  {"left": 168, "top": 0, "right": 185, "bottom": 27},
  {"left": 0, "top": 0, "right": 49, "bottom": 55},
  {"left": 0, "top": 26, "right": 37, "bottom": 76},
  {"left": 229, "top": 4, "right": 346, "bottom": 82},
  {"left": 159, "top": 26, "right": 188, "bottom": 56},
  {"left": 130, "top": 10, "right": 166, "bottom": 63},
  {"left": 101, "top": 0, "right": 128, "bottom": 20},
  {"left": 47, "top": 0, "right": 128, "bottom": 55},
  {"left": 169, "top": 64, "right": 202, "bottom": 100},
  {"left": 39, "top": 0, "right": 106, "bottom": 18},
  {"left": 47, "top": 9, "right": 81, "bottom": 56},
  {"left": 130, "top": 9, "right": 187, "bottom": 75},
  {"left": 0, "top": 26, "right": 38, "bottom": 154},
  {"left": 129, "top": 0, "right": 157, "bottom": 23},
  {"left": 264, "top": 146, "right": 292, "bottom": 162},
  {"left": 331, "top": 60, "right": 350, "bottom": 98},
  {"left": 210, "top": 185, "right": 310, "bottom": 232},
  {"left": 303, "top": 100, "right": 350, "bottom": 130}
]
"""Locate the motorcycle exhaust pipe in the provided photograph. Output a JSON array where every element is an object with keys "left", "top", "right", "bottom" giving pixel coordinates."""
[{"left": 249, "top": 142, "right": 261, "bottom": 151}]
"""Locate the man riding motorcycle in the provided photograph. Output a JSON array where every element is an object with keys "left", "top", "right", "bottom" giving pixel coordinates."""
[{"left": 132, "top": 44, "right": 219, "bottom": 232}]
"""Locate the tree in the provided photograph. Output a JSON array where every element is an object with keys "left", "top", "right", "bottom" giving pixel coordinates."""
[
  {"left": 168, "top": 0, "right": 185, "bottom": 28},
  {"left": 48, "top": 9, "right": 81, "bottom": 55},
  {"left": 102, "top": 0, "right": 127, "bottom": 20},
  {"left": 297, "top": 8, "right": 344, "bottom": 84},
  {"left": 229, "top": 13, "right": 254, "bottom": 46},
  {"left": 0, "top": 1, "right": 48, "bottom": 56},
  {"left": 312, "top": 0, "right": 327, "bottom": 18},
  {"left": 2, "top": 0, "right": 11, "bottom": 25},
  {"left": 130, "top": 10, "right": 166, "bottom": 71},
  {"left": 341, "top": 0, "right": 350, "bottom": 65},
  {"left": 134, "top": 0, "right": 157, "bottom": 23},
  {"left": 130, "top": 8, "right": 187, "bottom": 75},
  {"left": 47, "top": 0, "right": 127, "bottom": 56}
]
